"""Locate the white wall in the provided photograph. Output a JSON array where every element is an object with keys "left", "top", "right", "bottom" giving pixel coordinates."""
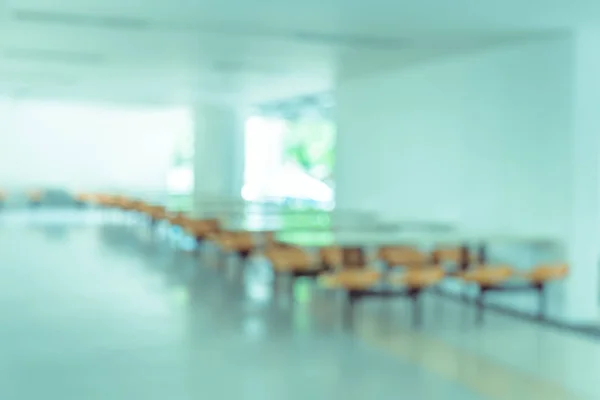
[
  {"left": 193, "top": 104, "right": 245, "bottom": 200},
  {"left": 0, "top": 99, "right": 189, "bottom": 194},
  {"left": 335, "top": 37, "right": 574, "bottom": 236}
]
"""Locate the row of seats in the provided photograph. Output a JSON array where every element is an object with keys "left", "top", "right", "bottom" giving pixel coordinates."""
[
  {"left": 78, "top": 193, "right": 221, "bottom": 240},
  {"left": 0, "top": 190, "right": 45, "bottom": 203},
  {"left": 269, "top": 244, "right": 568, "bottom": 324},
  {"left": 81, "top": 193, "right": 569, "bottom": 327}
]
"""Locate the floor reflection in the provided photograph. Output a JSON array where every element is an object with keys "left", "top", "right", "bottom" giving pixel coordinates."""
[{"left": 1, "top": 211, "right": 597, "bottom": 399}]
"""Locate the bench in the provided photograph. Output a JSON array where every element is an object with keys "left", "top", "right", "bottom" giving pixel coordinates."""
[{"left": 319, "top": 247, "right": 445, "bottom": 327}]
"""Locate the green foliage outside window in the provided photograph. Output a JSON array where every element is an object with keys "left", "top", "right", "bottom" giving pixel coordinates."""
[{"left": 283, "top": 117, "right": 335, "bottom": 183}]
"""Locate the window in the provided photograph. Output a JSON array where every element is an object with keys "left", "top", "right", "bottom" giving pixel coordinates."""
[{"left": 243, "top": 95, "right": 335, "bottom": 208}]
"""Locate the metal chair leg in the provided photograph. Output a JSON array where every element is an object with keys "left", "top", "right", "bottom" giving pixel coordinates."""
[
  {"left": 218, "top": 250, "right": 227, "bottom": 271},
  {"left": 536, "top": 283, "right": 546, "bottom": 319},
  {"left": 410, "top": 289, "right": 423, "bottom": 327},
  {"left": 236, "top": 250, "right": 251, "bottom": 281},
  {"left": 476, "top": 287, "right": 486, "bottom": 325},
  {"left": 195, "top": 237, "right": 204, "bottom": 258},
  {"left": 343, "top": 291, "right": 358, "bottom": 330},
  {"left": 289, "top": 274, "right": 297, "bottom": 300},
  {"left": 434, "top": 288, "right": 444, "bottom": 323},
  {"left": 272, "top": 272, "right": 279, "bottom": 296}
]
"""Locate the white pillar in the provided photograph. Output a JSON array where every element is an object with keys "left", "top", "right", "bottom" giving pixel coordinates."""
[
  {"left": 192, "top": 104, "right": 245, "bottom": 207},
  {"left": 563, "top": 29, "right": 600, "bottom": 322}
]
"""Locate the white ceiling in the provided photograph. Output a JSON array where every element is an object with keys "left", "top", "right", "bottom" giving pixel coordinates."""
[{"left": 0, "top": 0, "right": 592, "bottom": 107}]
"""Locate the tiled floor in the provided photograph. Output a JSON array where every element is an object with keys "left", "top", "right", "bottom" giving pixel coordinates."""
[{"left": 1, "top": 210, "right": 599, "bottom": 399}]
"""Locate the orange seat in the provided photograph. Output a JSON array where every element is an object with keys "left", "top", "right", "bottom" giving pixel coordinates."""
[
  {"left": 99, "top": 194, "right": 120, "bottom": 208},
  {"left": 432, "top": 247, "right": 478, "bottom": 265},
  {"left": 216, "top": 231, "right": 255, "bottom": 252},
  {"left": 378, "top": 246, "right": 428, "bottom": 268},
  {"left": 117, "top": 198, "right": 141, "bottom": 211},
  {"left": 459, "top": 265, "right": 514, "bottom": 286},
  {"left": 167, "top": 213, "right": 188, "bottom": 227},
  {"left": 320, "top": 269, "right": 381, "bottom": 290},
  {"left": 520, "top": 263, "right": 568, "bottom": 283},
  {"left": 459, "top": 263, "right": 568, "bottom": 287},
  {"left": 74, "top": 193, "right": 89, "bottom": 203},
  {"left": 263, "top": 231, "right": 276, "bottom": 247},
  {"left": 264, "top": 246, "right": 316, "bottom": 273},
  {"left": 88, "top": 193, "right": 107, "bottom": 205},
  {"left": 27, "top": 190, "right": 44, "bottom": 202},
  {"left": 115, "top": 197, "right": 134, "bottom": 210},
  {"left": 129, "top": 200, "right": 146, "bottom": 212},
  {"left": 184, "top": 219, "right": 221, "bottom": 238},
  {"left": 389, "top": 267, "right": 446, "bottom": 289},
  {"left": 147, "top": 205, "right": 167, "bottom": 220},
  {"left": 320, "top": 246, "right": 342, "bottom": 268}
]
